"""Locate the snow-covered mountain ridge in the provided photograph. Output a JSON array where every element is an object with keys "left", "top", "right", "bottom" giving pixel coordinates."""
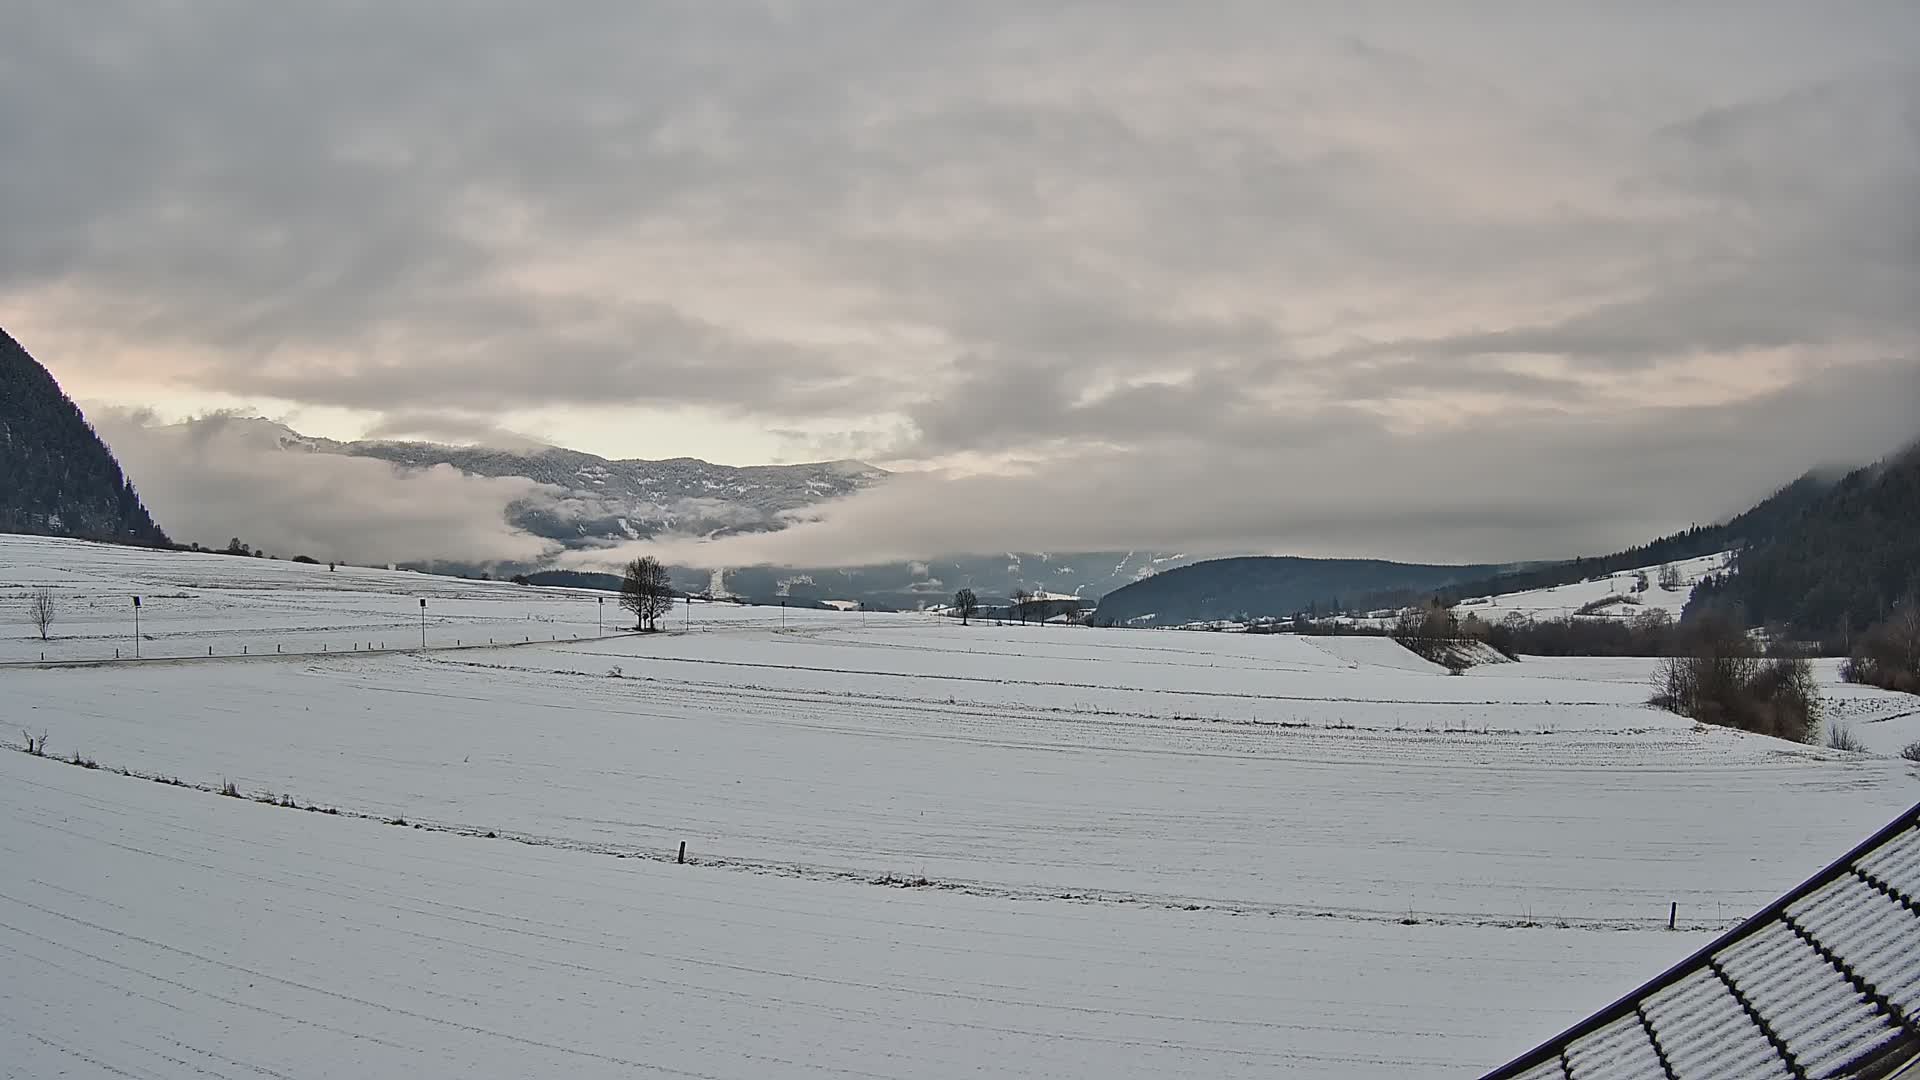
[{"left": 257, "top": 420, "right": 887, "bottom": 545}]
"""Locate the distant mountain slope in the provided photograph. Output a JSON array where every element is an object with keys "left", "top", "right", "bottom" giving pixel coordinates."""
[
  {"left": 1091, "top": 556, "right": 1504, "bottom": 627},
  {"left": 1689, "top": 439, "right": 1920, "bottom": 637},
  {"left": 1455, "top": 551, "right": 1731, "bottom": 624},
  {"left": 245, "top": 422, "right": 887, "bottom": 545},
  {"left": 0, "top": 328, "right": 168, "bottom": 546},
  {"left": 218, "top": 420, "right": 1190, "bottom": 608},
  {"left": 1323, "top": 468, "right": 1844, "bottom": 618}
]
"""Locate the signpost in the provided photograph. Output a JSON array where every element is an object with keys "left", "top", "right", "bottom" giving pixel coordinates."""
[
  {"left": 419, "top": 597, "right": 427, "bottom": 648},
  {"left": 598, "top": 596, "right": 604, "bottom": 636},
  {"left": 132, "top": 596, "right": 141, "bottom": 658}
]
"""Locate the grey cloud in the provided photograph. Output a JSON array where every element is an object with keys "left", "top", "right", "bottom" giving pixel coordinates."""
[
  {"left": 1325, "top": 360, "right": 1597, "bottom": 406},
  {"left": 8, "top": 4, "right": 1920, "bottom": 566},
  {"left": 906, "top": 356, "right": 1337, "bottom": 456},
  {"left": 94, "top": 411, "right": 561, "bottom": 566},
  {"left": 209, "top": 300, "right": 902, "bottom": 417},
  {"left": 362, "top": 413, "right": 552, "bottom": 450},
  {"left": 1351, "top": 72, "right": 1920, "bottom": 370},
  {"left": 581, "top": 358, "right": 1920, "bottom": 571}
]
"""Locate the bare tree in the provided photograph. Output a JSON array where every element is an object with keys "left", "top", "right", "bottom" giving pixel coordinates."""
[
  {"left": 1651, "top": 612, "right": 1821, "bottom": 742},
  {"left": 1011, "top": 588, "right": 1031, "bottom": 626},
  {"left": 620, "top": 556, "right": 675, "bottom": 631},
  {"left": 1843, "top": 594, "right": 1920, "bottom": 693},
  {"left": 1657, "top": 563, "right": 1683, "bottom": 591},
  {"left": 953, "top": 588, "right": 979, "bottom": 626},
  {"left": 28, "top": 588, "right": 55, "bottom": 641}
]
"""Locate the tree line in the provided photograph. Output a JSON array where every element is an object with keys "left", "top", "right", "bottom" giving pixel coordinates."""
[{"left": 1685, "top": 441, "right": 1920, "bottom": 645}]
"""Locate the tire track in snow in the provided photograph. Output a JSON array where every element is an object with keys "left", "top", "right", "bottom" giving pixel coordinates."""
[
  {"left": 2, "top": 751, "right": 1740, "bottom": 934},
  {"left": 438, "top": 651, "right": 1635, "bottom": 709}
]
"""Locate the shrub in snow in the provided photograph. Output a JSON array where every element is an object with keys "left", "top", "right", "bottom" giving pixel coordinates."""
[
  {"left": 1843, "top": 603, "right": 1920, "bottom": 695},
  {"left": 1651, "top": 615, "right": 1822, "bottom": 744}
]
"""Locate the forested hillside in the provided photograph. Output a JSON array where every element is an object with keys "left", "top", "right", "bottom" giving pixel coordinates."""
[
  {"left": 1689, "top": 441, "right": 1920, "bottom": 638},
  {"left": 1373, "top": 471, "right": 1837, "bottom": 613},
  {"left": 1096, "top": 449, "right": 1905, "bottom": 635},
  {"left": 1090, "top": 555, "right": 1501, "bottom": 627},
  {"left": 0, "top": 328, "right": 169, "bottom": 546}
]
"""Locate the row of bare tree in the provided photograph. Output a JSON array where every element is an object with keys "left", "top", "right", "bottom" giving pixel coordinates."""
[{"left": 944, "top": 588, "right": 1072, "bottom": 626}]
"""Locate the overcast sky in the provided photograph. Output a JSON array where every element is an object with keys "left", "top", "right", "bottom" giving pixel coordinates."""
[{"left": 7, "top": 3, "right": 1918, "bottom": 566}]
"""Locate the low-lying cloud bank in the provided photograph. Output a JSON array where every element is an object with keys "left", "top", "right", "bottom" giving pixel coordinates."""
[
  {"left": 95, "top": 411, "right": 561, "bottom": 566},
  {"left": 566, "top": 358, "right": 1920, "bottom": 571},
  {"left": 96, "top": 357, "right": 1917, "bottom": 574}
]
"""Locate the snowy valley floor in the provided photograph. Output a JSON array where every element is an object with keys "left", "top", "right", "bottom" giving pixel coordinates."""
[
  {"left": 1, "top": 749, "right": 1693, "bottom": 1079},
  {"left": 4, "top": 537, "right": 1919, "bottom": 1077}
]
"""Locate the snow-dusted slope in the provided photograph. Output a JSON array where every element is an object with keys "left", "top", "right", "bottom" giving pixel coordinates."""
[{"left": 1455, "top": 551, "right": 1732, "bottom": 623}]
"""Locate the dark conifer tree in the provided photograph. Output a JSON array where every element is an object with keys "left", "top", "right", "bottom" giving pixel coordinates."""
[{"left": 0, "top": 328, "right": 169, "bottom": 546}]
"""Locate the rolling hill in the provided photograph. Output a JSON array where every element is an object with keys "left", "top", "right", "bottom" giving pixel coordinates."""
[
  {"left": 1688, "top": 438, "right": 1920, "bottom": 637},
  {"left": 1090, "top": 555, "right": 1506, "bottom": 627}
]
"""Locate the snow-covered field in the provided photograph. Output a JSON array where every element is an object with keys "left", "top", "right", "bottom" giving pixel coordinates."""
[
  {"left": 0, "top": 534, "right": 852, "bottom": 663},
  {"left": 3, "top": 535, "right": 1918, "bottom": 1078},
  {"left": 1477, "top": 652, "right": 1920, "bottom": 759}
]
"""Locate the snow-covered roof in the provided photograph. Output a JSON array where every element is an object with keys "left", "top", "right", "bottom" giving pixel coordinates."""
[{"left": 1485, "top": 801, "right": 1920, "bottom": 1080}]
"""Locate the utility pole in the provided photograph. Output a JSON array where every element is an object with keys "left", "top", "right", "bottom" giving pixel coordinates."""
[
  {"left": 419, "top": 598, "right": 427, "bottom": 648},
  {"left": 781, "top": 598, "right": 787, "bottom": 630},
  {"left": 598, "top": 596, "right": 604, "bottom": 636},
  {"left": 132, "top": 595, "right": 141, "bottom": 658},
  {"left": 685, "top": 592, "right": 691, "bottom": 629}
]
